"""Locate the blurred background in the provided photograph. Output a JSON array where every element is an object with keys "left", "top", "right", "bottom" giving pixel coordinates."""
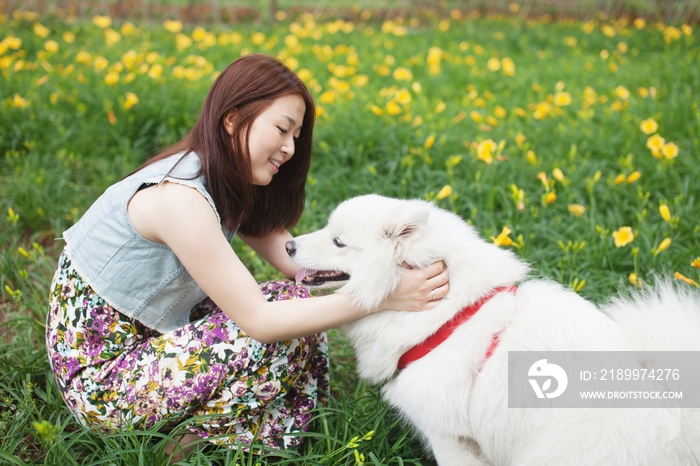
[{"left": 3, "top": 0, "right": 699, "bottom": 25}]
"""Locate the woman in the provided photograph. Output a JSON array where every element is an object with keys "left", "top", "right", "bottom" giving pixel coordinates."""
[{"left": 46, "top": 54, "right": 449, "bottom": 460}]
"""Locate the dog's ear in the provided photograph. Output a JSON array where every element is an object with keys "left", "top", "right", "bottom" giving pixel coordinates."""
[{"left": 383, "top": 201, "right": 430, "bottom": 242}]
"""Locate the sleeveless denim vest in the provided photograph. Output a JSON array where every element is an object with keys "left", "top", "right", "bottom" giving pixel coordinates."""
[{"left": 62, "top": 151, "right": 236, "bottom": 333}]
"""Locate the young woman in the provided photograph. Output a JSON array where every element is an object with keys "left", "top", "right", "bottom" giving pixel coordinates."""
[{"left": 45, "top": 54, "right": 449, "bottom": 459}]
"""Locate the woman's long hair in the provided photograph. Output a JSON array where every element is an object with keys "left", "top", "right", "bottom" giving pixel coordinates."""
[{"left": 137, "top": 54, "right": 315, "bottom": 238}]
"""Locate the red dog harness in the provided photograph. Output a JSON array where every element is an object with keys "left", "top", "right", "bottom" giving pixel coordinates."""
[{"left": 397, "top": 285, "right": 517, "bottom": 372}]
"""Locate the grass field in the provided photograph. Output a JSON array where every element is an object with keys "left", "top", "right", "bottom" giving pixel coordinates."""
[{"left": 1, "top": 6, "right": 699, "bottom": 465}]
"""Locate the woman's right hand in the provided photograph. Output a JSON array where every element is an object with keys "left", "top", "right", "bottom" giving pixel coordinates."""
[{"left": 377, "top": 261, "right": 449, "bottom": 312}]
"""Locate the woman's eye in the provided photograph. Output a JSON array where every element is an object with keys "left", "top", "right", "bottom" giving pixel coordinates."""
[
  {"left": 277, "top": 126, "right": 288, "bottom": 134},
  {"left": 333, "top": 237, "right": 346, "bottom": 248}
]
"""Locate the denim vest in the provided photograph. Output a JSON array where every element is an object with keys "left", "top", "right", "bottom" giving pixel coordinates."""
[{"left": 62, "top": 151, "right": 236, "bottom": 333}]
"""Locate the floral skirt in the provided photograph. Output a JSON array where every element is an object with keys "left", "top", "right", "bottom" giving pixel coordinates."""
[{"left": 45, "top": 251, "right": 329, "bottom": 450}]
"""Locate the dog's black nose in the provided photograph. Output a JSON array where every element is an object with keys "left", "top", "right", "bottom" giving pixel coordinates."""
[{"left": 285, "top": 240, "right": 296, "bottom": 257}]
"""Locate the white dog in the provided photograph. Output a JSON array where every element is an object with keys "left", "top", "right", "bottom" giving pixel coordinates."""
[{"left": 287, "top": 194, "right": 700, "bottom": 466}]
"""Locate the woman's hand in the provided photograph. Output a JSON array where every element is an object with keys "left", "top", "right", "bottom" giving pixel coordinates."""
[{"left": 378, "top": 261, "right": 449, "bottom": 312}]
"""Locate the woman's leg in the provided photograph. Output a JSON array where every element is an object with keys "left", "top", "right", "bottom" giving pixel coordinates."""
[{"left": 47, "top": 261, "right": 328, "bottom": 452}]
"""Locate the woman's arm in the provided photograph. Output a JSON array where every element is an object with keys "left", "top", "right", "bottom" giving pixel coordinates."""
[
  {"left": 128, "top": 182, "right": 448, "bottom": 343},
  {"left": 237, "top": 230, "right": 299, "bottom": 280}
]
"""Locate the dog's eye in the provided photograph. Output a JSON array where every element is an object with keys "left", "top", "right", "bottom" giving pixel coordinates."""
[{"left": 333, "top": 237, "right": 346, "bottom": 248}]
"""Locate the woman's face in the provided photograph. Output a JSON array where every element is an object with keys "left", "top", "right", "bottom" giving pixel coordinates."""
[{"left": 226, "top": 94, "right": 306, "bottom": 186}]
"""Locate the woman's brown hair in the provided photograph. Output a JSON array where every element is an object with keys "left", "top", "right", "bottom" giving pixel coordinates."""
[{"left": 137, "top": 54, "right": 315, "bottom": 238}]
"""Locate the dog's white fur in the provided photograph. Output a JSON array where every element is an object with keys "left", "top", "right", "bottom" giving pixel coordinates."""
[{"left": 290, "top": 195, "right": 700, "bottom": 466}]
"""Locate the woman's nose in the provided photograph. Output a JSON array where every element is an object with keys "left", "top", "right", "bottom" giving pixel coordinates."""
[{"left": 281, "top": 137, "right": 295, "bottom": 160}]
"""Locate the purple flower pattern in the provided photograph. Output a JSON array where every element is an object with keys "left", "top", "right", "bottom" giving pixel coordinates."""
[{"left": 46, "top": 251, "right": 329, "bottom": 450}]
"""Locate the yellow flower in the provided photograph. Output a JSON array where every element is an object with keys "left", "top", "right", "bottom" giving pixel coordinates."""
[
  {"left": 615, "top": 85, "right": 630, "bottom": 100},
  {"left": 319, "top": 90, "right": 337, "bottom": 104},
  {"left": 552, "top": 168, "right": 565, "bottom": 182},
  {"left": 470, "top": 110, "right": 483, "bottom": 123},
  {"left": 107, "top": 109, "right": 117, "bottom": 125},
  {"left": 554, "top": 92, "right": 572, "bottom": 106},
  {"left": 633, "top": 18, "right": 646, "bottom": 29},
  {"left": 104, "top": 72, "right": 119, "bottom": 85},
  {"left": 164, "top": 20, "right": 183, "bottom": 33},
  {"left": 674, "top": 272, "right": 699, "bottom": 287},
  {"left": 352, "top": 74, "right": 369, "bottom": 87},
  {"left": 104, "top": 29, "right": 121, "bottom": 46},
  {"left": 544, "top": 191, "right": 557, "bottom": 204},
  {"left": 494, "top": 106, "right": 507, "bottom": 118},
  {"left": 691, "top": 258, "right": 700, "bottom": 270},
  {"left": 92, "top": 15, "right": 112, "bottom": 29},
  {"left": 93, "top": 56, "right": 109, "bottom": 70},
  {"left": 491, "top": 227, "right": 514, "bottom": 247},
  {"left": 44, "top": 40, "right": 59, "bottom": 52},
  {"left": 533, "top": 101, "right": 551, "bottom": 119},
  {"left": 662, "top": 142, "right": 679, "bottom": 159},
  {"left": 646, "top": 134, "right": 666, "bottom": 151},
  {"left": 487, "top": 57, "right": 501, "bottom": 71},
  {"left": 516, "top": 133, "right": 526, "bottom": 148},
  {"left": 629, "top": 273, "right": 640, "bottom": 286},
  {"left": 123, "top": 92, "right": 139, "bottom": 110},
  {"left": 386, "top": 101, "right": 401, "bottom": 115},
  {"left": 435, "top": 101, "right": 446, "bottom": 113},
  {"left": 659, "top": 204, "right": 671, "bottom": 222},
  {"left": 536, "top": 171, "right": 550, "bottom": 191},
  {"left": 34, "top": 23, "right": 50, "bottom": 38},
  {"left": 424, "top": 135, "right": 435, "bottom": 149},
  {"left": 626, "top": 171, "right": 641, "bottom": 183},
  {"left": 612, "top": 226, "right": 635, "bottom": 248},
  {"left": 121, "top": 22, "right": 135, "bottom": 36},
  {"left": 148, "top": 63, "right": 163, "bottom": 79},
  {"left": 370, "top": 105, "right": 383, "bottom": 116},
  {"left": 251, "top": 31, "right": 266, "bottom": 45},
  {"left": 639, "top": 118, "right": 658, "bottom": 135},
  {"left": 4, "top": 36, "right": 22, "bottom": 50},
  {"left": 393, "top": 67, "right": 413, "bottom": 81},
  {"left": 655, "top": 238, "right": 672, "bottom": 253},
  {"left": 395, "top": 88, "right": 411, "bottom": 105},
  {"left": 477, "top": 139, "right": 497, "bottom": 165},
  {"left": 7, "top": 207, "right": 20, "bottom": 225},
  {"left": 446, "top": 155, "right": 462, "bottom": 168},
  {"left": 525, "top": 150, "right": 537, "bottom": 164},
  {"left": 436, "top": 185, "right": 452, "bottom": 200},
  {"left": 614, "top": 174, "right": 626, "bottom": 185},
  {"left": 501, "top": 57, "right": 515, "bottom": 76},
  {"left": 568, "top": 204, "right": 586, "bottom": 217},
  {"left": 12, "top": 94, "right": 28, "bottom": 108},
  {"left": 175, "top": 33, "right": 192, "bottom": 50}
]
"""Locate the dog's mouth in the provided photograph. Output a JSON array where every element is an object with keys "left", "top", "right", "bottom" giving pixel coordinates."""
[{"left": 295, "top": 267, "right": 350, "bottom": 286}]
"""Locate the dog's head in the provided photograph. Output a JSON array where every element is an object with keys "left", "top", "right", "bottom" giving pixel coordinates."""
[{"left": 288, "top": 195, "right": 435, "bottom": 311}]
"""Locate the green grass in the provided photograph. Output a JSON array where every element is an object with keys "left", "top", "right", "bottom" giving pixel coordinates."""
[{"left": 1, "top": 8, "right": 700, "bottom": 465}]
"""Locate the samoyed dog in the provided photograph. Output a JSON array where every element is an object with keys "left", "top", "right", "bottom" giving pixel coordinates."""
[{"left": 287, "top": 194, "right": 700, "bottom": 466}]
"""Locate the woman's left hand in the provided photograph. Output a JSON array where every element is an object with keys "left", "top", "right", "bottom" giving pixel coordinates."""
[{"left": 378, "top": 261, "right": 449, "bottom": 312}]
